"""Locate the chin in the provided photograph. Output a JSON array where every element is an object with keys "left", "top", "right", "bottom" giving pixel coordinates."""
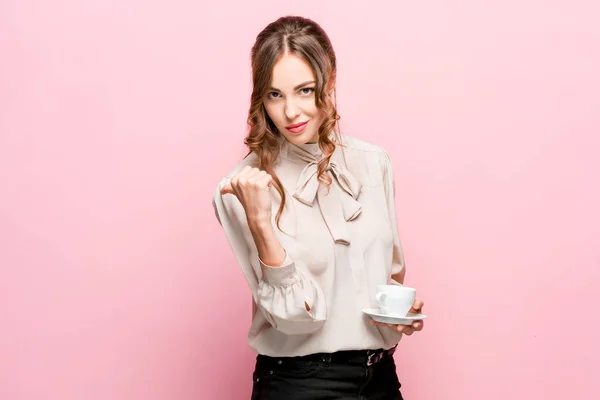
[{"left": 282, "top": 130, "right": 319, "bottom": 145}]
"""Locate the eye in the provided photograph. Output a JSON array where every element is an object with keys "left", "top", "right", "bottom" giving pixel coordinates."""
[
  {"left": 300, "top": 87, "right": 315, "bottom": 95},
  {"left": 267, "top": 91, "right": 281, "bottom": 100}
]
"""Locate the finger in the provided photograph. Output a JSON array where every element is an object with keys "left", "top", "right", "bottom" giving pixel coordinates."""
[
  {"left": 220, "top": 184, "right": 234, "bottom": 195},
  {"left": 245, "top": 167, "right": 262, "bottom": 179},
  {"left": 398, "top": 325, "right": 414, "bottom": 335},
  {"left": 248, "top": 172, "right": 270, "bottom": 192},
  {"left": 232, "top": 166, "right": 253, "bottom": 183},
  {"left": 411, "top": 320, "right": 424, "bottom": 331},
  {"left": 411, "top": 298, "right": 424, "bottom": 312},
  {"left": 257, "top": 173, "right": 273, "bottom": 190},
  {"left": 237, "top": 168, "right": 262, "bottom": 188},
  {"left": 235, "top": 166, "right": 253, "bottom": 179},
  {"left": 250, "top": 171, "right": 267, "bottom": 186}
]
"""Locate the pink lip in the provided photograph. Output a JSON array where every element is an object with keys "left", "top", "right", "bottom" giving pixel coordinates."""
[
  {"left": 286, "top": 121, "right": 309, "bottom": 134},
  {"left": 286, "top": 121, "right": 308, "bottom": 130}
]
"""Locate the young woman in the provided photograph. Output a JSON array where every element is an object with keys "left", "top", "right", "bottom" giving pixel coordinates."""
[{"left": 212, "top": 16, "right": 425, "bottom": 400}]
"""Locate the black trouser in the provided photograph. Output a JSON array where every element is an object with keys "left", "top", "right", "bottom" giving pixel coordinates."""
[{"left": 251, "top": 347, "right": 403, "bottom": 400}]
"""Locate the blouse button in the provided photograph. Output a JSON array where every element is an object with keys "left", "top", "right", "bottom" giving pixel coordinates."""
[
  {"left": 269, "top": 370, "right": 273, "bottom": 375},
  {"left": 278, "top": 360, "right": 282, "bottom": 365}
]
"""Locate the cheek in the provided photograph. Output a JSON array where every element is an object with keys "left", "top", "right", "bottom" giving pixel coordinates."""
[
  {"left": 309, "top": 106, "right": 326, "bottom": 124},
  {"left": 301, "top": 99, "right": 320, "bottom": 117},
  {"left": 264, "top": 103, "right": 282, "bottom": 125}
]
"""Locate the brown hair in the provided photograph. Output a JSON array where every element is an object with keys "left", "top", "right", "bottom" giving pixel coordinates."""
[{"left": 244, "top": 16, "right": 341, "bottom": 232}]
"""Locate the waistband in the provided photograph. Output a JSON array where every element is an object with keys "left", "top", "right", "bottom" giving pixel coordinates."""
[{"left": 257, "top": 345, "right": 397, "bottom": 367}]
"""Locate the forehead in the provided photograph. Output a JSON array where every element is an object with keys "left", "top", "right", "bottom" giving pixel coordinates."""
[{"left": 270, "top": 53, "right": 315, "bottom": 89}]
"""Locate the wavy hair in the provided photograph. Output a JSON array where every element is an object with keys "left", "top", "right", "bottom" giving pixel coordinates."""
[{"left": 244, "top": 16, "right": 341, "bottom": 232}]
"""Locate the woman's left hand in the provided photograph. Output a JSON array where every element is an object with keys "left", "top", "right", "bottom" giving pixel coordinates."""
[{"left": 369, "top": 299, "right": 425, "bottom": 335}]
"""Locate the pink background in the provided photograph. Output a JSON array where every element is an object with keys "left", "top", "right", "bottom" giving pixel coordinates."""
[{"left": 1, "top": 1, "right": 599, "bottom": 399}]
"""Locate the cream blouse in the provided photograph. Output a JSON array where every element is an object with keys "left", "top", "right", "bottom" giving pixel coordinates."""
[{"left": 212, "top": 135, "right": 407, "bottom": 357}]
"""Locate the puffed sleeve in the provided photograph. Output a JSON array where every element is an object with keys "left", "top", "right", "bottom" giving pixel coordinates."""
[
  {"left": 380, "top": 150, "right": 407, "bottom": 283},
  {"left": 212, "top": 177, "right": 326, "bottom": 335}
]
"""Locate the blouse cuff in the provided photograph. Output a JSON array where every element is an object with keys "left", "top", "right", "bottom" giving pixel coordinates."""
[{"left": 259, "top": 252, "right": 297, "bottom": 285}]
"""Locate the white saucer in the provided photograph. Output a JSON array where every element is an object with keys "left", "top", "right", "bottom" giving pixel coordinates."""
[{"left": 362, "top": 308, "right": 428, "bottom": 325}]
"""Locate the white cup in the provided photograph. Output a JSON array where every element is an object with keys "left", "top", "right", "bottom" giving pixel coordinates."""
[{"left": 375, "top": 285, "right": 416, "bottom": 317}]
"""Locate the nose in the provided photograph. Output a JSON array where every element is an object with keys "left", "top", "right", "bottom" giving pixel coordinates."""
[{"left": 284, "top": 98, "right": 301, "bottom": 120}]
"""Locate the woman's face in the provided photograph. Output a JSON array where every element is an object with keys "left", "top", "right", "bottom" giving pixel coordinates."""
[{"left": 263, "top": 53, "right": 326, "bottom": 145}]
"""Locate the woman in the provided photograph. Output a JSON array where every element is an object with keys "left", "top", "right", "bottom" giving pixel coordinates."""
[{"left": 212, "top": 16, "right": 424, "bottom": 400}]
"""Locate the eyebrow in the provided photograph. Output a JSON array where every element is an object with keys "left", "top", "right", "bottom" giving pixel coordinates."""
[{"left": 269, "top": 80, "right": 316, "bottom": 92}]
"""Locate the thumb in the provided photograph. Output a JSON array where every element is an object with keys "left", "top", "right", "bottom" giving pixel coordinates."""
[
  {"left": 411, "top": 298, "right": 424, "bottom": 312},
  {"left": 220, "top": 184, "right": 234, "bottom": 196}
]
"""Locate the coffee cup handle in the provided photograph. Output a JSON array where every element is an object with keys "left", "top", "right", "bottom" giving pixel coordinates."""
[{"left": 376, "top": 292, "right": 387, "bottom": 305}]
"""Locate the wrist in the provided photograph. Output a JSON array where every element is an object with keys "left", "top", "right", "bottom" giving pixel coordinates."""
[{"left": 247, "top": 216, "right": 271, "bottom": 231}]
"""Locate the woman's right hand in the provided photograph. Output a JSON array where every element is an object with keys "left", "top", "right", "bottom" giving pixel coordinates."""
[{"left": 220, "top": 166, "right": 274, "bottom": 224}]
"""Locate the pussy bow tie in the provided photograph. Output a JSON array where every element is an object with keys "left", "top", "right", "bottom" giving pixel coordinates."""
[{"left": 290, "top": 145, "right": 363, "bottom": 245}]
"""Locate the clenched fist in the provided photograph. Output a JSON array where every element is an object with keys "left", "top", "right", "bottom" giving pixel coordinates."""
[{"left": 220, "top": 166, "right": 274, "bottom": 224}]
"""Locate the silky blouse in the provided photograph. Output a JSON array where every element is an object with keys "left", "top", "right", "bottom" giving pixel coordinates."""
[{"left": 212, "top": 135, "right": 407, "bottom": 357}]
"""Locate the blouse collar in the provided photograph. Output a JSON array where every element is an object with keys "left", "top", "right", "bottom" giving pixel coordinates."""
[{"left": 277, "top": 134, "right": 363, "bottom": 245}]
